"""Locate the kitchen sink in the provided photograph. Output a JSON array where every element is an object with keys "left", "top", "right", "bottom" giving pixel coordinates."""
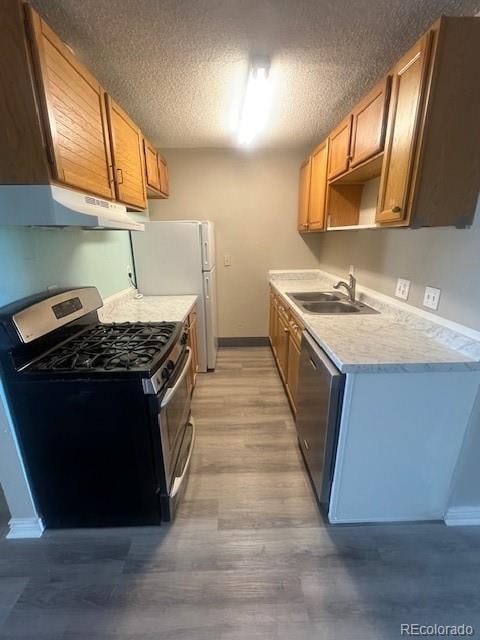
[
  {"left": 286, "top": 290, "right": 378, "bottom": 314},
  {"left": 302, "top": 301, "right": 361, "bottom": 313},
  {"left": 303, "top": 300, "right": 378, "bottom": 315},
  {"left": 287, "top": 291, "right": 341, "bottom": 302}
]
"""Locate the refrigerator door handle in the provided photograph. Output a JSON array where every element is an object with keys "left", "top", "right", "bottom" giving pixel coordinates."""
[
  {"left": 205, "top": 276, "right": 210, "bottom": 299},
  {"left": 203, "top": 241, "right": 209, "bottom": 267}
]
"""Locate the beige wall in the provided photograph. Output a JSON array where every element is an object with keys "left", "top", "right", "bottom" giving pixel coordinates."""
[
  {"left": 314, "top": 197, "right": 480, "bottom": 332},
  {"left": 149, "top": 147, "right": 480, "bottom": 336},
  {"left": 148, "top": 148, "right": 323, "bottom": 337}
]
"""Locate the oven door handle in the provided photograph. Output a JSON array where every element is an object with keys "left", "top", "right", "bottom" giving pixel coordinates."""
[
  {"left": 170, "top": 417, "right": 196, "bottom": 499},
  {"left": 160, "top": 347, "right": 192, "bottom": 409}
]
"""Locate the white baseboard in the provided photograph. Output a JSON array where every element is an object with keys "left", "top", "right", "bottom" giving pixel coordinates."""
[
  {"left": 444, "top": 507, "right": 480, "bottom": 526},
  {"left": 7, "top": 517, "right": 44, "bottom": 539}
]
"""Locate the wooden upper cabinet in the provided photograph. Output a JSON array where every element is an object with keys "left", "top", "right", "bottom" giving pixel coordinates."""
[
  {"left": 158, "top": 154, "right": 170, "bottom": 198},
  {"left": 327, "top": 115, "right": 352, "bottom": 180},
  {"left": 143, "top": 139, "right": 161, "bottom": 191},
  {"left": 350, "top": 76, "right": 391, "bottom": 168},
  {"left": 308, "top": 140, "right": 329, "bottom": 231},
  {"left": 105, "top": 96, "right": 146, "bottom": 210},
  {"left": 298, "top": 157, "right": 311, "bottom": 232},
  {"left": 376, "top": 32, "right": 432, "bottom": 224},
  {"left": 26, "top": 6, "right": 114, "bottom": 200},
  {"left": 143, "top": 140, "right": 169, "bottom": 199}
]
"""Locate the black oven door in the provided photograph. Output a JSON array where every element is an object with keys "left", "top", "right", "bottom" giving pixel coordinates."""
[{"left": 157, "top": 346, "right": 192, "bottom": 492}]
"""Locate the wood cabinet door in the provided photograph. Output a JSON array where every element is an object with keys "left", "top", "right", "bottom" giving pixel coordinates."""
[
  {"left": 298, "top": 157, "right": 311, "bottom": 232},
  {"left": 105, "top": 96, "right": 146, "bottom": 210},
  {"left": 185, "top": 324, "right": 194, "bottom": 395},
  {"left": 158, "top": 154, "right": 170, "bottom": 197},
  {"left": 287, "top": 335, "right": 300, "bottom": 412},
  {"left": 277, "top": 313, "right": 289, "bottom": 382},
  {"left": 327, "top": 115, "right": 352, "bottom": 180},
  {"left": 308, "top": 140, "right": 329, "bottom": 230},
  {"left": 26, "top": 7, "right": 114, "bottom": 199},
  {"left": 350, "top": 76, "right": 391, "bottom": 168},
  {"left": 271, "top": 299, "right": 279, "bottom": 356},
  {"left": 376, "top": 32, "right": 433, "bottom": 224},
  {"left": 188, "top": 310, "right": 198, "bottom": 388},
  {"left": 269, "top": 293, "right": 276, "bottom": 347},
  {"left": 143, "top": 139, "right": 161, "bottom": 191}
]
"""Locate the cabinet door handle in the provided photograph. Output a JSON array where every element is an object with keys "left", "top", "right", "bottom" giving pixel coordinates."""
[
  {"left": 309, "top": 357, "right": 317, "bottom": 370},
  {"left": 303, "top": 439, "right": 310, "bottom": 451},
  {"left": 284, "top": 327, "right": 289, "bottom": 333},
  {"left": 116, "top": 168, "right": 124, "bottom": 184},
  {"left": 108, "top": 165, "right": 115, "bottom": 184},
  {"left": 390, "top": 206, "right": 402, "bottom": 213}
]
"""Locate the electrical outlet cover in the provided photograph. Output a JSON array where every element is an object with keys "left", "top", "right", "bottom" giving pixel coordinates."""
[
  {"left": 395, "top": 278, "right": 411, "bottom": 300},
  {"left": 423, "top": 286, "right": 441, "bottom": 310}
]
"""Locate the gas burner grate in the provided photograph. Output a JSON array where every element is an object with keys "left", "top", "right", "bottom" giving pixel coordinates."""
[{"left": 30, "top": 322, "right": 179, "bottom": 372}]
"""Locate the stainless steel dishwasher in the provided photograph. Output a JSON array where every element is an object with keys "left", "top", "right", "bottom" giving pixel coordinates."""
[{"left": 295, "top": 331, "right": 345, "bottom": 510}]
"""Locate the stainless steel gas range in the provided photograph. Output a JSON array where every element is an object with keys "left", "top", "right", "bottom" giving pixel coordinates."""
[{"left": 0, "top": 287, "right": 195, "bottom": 528}]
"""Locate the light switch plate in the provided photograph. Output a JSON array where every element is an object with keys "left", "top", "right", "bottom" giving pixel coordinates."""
[
  {"left": 395, "top": 278, "right": 411, "bottom": 300},
  {"left": 224, "top": 255, "right": 231, "bottom": 267},
  {"left": 423, "top": 286, "right": 441, "bottom": 310}
]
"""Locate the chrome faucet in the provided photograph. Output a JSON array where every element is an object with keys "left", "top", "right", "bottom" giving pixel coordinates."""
[{"left": 333, "top": 273, "right": 356, "bottom": 302}]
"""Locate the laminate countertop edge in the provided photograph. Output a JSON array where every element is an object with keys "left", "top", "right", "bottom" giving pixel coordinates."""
[{"left": 98, "top": 289, "right": 199, "bottom": 325}]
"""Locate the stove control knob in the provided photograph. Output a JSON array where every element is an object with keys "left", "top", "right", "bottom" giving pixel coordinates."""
[
  {"left": 166, "top": 360, "right": 175, "bottom": 371},
  {"left": 161, "top": 368, "right": 171, "bottom": 381}
]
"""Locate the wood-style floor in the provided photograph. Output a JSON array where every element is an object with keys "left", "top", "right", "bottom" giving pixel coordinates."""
[{"left": 1, "top": 347, "right": 480, "bottom": 639}]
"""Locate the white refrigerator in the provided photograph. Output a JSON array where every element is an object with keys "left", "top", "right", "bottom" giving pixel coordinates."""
[{"left": 131, "top": 221, "right": 218, "bottom": 371}]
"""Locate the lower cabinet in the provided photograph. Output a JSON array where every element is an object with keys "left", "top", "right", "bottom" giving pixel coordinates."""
[
  {"left": 286, "top": 330, "right": 300, "bottom": 409},
  {"left": 185, "top": 306, "right": 198, "bottom": 393},
  {"left": 276, "top": 312, "right": 289, "bottom": 383},
  {"left": 269, "top": 291, "right": 277, "bottom": 355},
  {"left": 268, "top": 288, "right": 304, "bottom": 414}
]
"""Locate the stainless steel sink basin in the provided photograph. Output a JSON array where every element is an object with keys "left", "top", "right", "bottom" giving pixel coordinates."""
[
  {"left": 285, "top": 290, "right": 379, "bottom": 315},
  {"left": 302, "top": 301, "right": 360, "bottom": 313},
  {"left": 287, "top": 291, "right": 341, "bottom": 303},
  {"left": 300, "top": 300, "right": 379, "bottom": 315}
]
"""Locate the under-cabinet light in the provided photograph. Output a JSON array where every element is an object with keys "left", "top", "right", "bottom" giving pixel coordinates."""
[{"left": 237, "top": 56, "right": 271, "bottom": 146}]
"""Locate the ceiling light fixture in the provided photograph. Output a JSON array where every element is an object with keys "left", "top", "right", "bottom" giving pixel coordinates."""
[{"left": 237, "top": 55, "right": 271, "bottom": 146}]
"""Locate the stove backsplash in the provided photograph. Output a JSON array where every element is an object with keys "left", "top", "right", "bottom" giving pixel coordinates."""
[{"left": 0, "top": 227, "right": 132, "bottom": 307}]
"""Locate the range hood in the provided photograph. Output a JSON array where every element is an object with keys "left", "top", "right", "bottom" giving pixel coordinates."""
[{"left": 0, "top": 184, "right": 145, "bottom": 231}]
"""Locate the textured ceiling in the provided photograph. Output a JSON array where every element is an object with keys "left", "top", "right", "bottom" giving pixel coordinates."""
[{"left": 31, "top": 0, "right": 480, "bottom": 149}]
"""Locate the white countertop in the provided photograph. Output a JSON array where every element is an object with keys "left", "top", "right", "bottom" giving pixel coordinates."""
[
  {"left": 98, "top": 289, "right": 198, "bottom": 324},
  {"left": 270, "top": 270, "right": 480, "bottom": 373}
]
